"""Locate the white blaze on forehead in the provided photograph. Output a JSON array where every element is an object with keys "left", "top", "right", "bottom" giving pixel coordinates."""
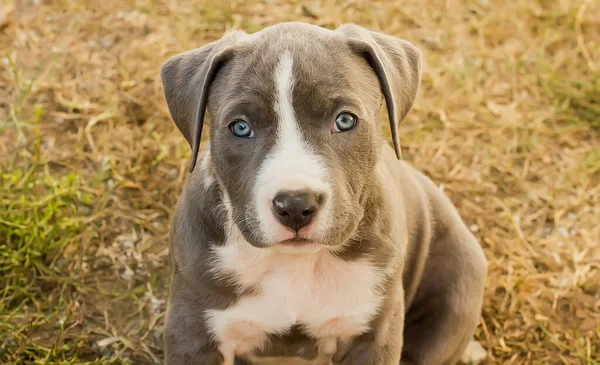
[
  {"left": 275, "top": 52, "right": 296, "bottom": 132},
  {"left": 252, "top": 51, "right": 333, "bottom": 243}
]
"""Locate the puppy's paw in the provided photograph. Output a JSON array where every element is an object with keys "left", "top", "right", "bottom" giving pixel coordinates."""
[
  {"left": 460, "top": 340, "right": 487, "bottom": 364},
  {"left": 234, "top": 357, "right": 252, "bottom": 365}
]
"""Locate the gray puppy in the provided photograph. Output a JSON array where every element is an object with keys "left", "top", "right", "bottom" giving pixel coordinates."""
[{"left": 160, "top": 22, "right": 487, "bottom": 365}]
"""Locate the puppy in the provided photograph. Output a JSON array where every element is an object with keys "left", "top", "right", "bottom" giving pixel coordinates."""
[{"left": 160, "top": 22, "right": 487, "bottom": 365}]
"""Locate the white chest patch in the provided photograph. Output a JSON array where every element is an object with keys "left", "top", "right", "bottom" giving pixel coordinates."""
[{"left": 206, "top": 237, "right": 384, "bottom": 365}]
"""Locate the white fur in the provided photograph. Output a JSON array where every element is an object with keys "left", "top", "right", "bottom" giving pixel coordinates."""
[
  {"left": 206, "top": 229, "right": 384, "bottom": 365},
  {"left": 253, "top": 52, "right": 333, "bottom": 244},
  {"left": 199, "top": 146, "right": 215, "bottom": 190}
]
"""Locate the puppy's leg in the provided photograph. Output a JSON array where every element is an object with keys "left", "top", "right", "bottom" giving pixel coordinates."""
[
  {"left": 163, "top": 278, "right": 224, "bottom": 365},
  {"left": 335, "top": 289, "right": 405, "bottom": 365},
  {"left": 401, "top": 232, "right": 487, "bottom": 365}
]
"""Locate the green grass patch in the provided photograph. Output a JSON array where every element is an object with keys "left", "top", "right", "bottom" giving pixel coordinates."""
[
  {"left": 1, "top": 167, "right": 85, "bottom": 308},
  {"left": 546, "top": 76, "right": 600, "bottom": 130}
]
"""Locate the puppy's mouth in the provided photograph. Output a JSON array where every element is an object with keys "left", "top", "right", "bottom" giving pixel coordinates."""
[
  {"left": 278, "top": 237, "right": 314, "bottom": 246},
  {"left": 273, "top": 236, "right": 322, "bottom": 254}
]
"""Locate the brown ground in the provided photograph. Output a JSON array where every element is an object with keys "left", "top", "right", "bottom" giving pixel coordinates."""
[{"left": 1, "top": 0, "right": 599, "bottom": 364}]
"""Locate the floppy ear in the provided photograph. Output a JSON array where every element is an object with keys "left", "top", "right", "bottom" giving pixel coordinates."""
[
  {"left": 335, "top": 24, "right": 422, "bottom": 160},
  {"left": 160, "top": 31, "right": 246, "bottom": 172}
]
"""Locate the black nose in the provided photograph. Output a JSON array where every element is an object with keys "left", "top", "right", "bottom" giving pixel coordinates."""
[{"left": 272, "top": 190, "right": 325, "bottom": 232}]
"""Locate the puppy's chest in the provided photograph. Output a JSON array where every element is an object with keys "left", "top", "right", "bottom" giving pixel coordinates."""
[{"left": 206, "top": 244, "right": 384, "bottom": 364}]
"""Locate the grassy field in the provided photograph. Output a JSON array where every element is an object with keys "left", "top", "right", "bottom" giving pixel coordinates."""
[{"left": 1, "top": 0, "right": 599, "bottom": 364}]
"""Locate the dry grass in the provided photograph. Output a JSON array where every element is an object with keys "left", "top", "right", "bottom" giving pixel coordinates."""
[{"left": 1, "top": 0, "right": 599, "bottom": 364}]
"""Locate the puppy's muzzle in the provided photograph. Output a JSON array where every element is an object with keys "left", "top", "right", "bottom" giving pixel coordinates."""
[{"left": 272, "top": 190, "right": 326, "bottom": 232}]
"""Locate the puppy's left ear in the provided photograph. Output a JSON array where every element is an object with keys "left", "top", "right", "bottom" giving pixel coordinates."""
[{"left": 336, "top": 24, "right": 422, "bottom": 159}]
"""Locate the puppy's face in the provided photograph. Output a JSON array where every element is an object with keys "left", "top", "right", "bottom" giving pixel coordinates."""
[
  {"left": 209, "top": 28, "right": 382, "bottom": 249},
  {"left": 161, "top": 22, "right": 421, "bottom": 250}
]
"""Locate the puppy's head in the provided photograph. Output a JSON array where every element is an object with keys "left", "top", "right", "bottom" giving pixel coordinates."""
[{"left": 161, "top": 22, "right": 421, "bottom": 250}]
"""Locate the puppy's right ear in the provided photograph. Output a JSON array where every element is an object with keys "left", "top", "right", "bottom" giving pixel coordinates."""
[
  {"left": 161, "top": 31, "right": 245, "bottom": 172},
  {"left": 335, "top": 24, "right": 422, "bottom": 160}
]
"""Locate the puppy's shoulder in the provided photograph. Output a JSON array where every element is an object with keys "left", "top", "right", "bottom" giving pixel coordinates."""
[{"left": 380, "top": 145, "right": 468, "bottom": 232}]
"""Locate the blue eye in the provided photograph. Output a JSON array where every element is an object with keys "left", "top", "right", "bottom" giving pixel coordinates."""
[
  {"left": 333, "top": 112, "right": 358, "bottom": 133},
  {"left": 229, "top": 120, "right": 254, "bottom": 138}
]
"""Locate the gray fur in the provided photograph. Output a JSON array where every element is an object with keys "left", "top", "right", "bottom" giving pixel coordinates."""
[{"left": 160, "top": 22, "right": 487, "bottom": 365}]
